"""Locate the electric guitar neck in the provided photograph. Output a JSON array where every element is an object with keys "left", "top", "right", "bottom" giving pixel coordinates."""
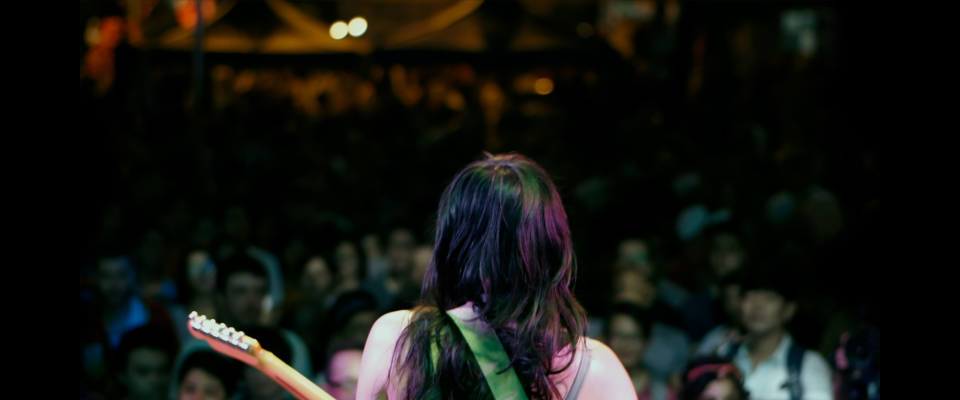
[{"left": 187, "top": 311, "right": 336, "bottom": 400}]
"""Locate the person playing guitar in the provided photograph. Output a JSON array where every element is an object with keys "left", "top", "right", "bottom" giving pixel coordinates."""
[
  {"left": 356, "top": 153, "right": 636, "bottom": 400},
  {"left": 190, "top": 153, "right": 637, "bottom": 400}
]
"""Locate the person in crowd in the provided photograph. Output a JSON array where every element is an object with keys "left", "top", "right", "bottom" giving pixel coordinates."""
[
  {"left": 680, "top": 356, "right": 749, "bottom": 400},
  {"left": 238, "top": 326, "right": 297, "bottom": 400},
  {"left": 714, "top": 265, "right": 833, "bottom": 400},
  {"left": 280, "top": 254, "right": 336, "bottom": 370},
  {"left": 365, "top": 227, "right": 420, "bottom": 311},
  {"left": 83, "top": 254, "right": 176, "bottom": 395},
  {"left": 333, "top": 240, "right": 366, "bottom": 299},
  {"left": 611, "top": 266, "right": 692, "bottom": 386},
  {"left": 605, "top": 302, "right": 680, "bottom": 400},
  {"left": 319, "top": 341, "right": 365, "bottom": 400},
  {"left": 696, "top": 269, "right": 745, "bottom": 357},
  {"left": 113, "top": 324, "right": 180, "bottom": 400},
  {"left": 176, "top": 350, "right": 241, "bottom": 400},
  {"left": 215, "top": 253, "right": 314, "bottom": 379}
]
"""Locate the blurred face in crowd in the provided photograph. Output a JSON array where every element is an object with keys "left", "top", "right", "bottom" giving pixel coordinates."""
[
  {"left": 123, "top": 348, "right": 171, "bottom": 400},
  {"left": 342, "top": 310, "right": 379, "bottom": 346},
  {"left": 179, "top": 368, "right": 227, "bottom": 400},
  {"left": 412, "top": 245, "right": 432, "bottom": 287},
  {"left": 222, "top": 272, "right": 268, "bottom": 327},
  {"left": 360, "top": 234, "right": 382, "bottom": 261},
  {"left": 613, "top": 269, "right": 657, "bottom": 308},
  {"left": 335, "top": 241, "right": 361, "bottom": 281},
  {"left": 606, "top": 313, "right": 648, "bottom": 369},
  {"left": 387, "top": 229, "right": 415, "bottom": 276},
  {"left": 245, "top": 367, "right": 286, "bottom": 400},
  {"left": 801, "top": 189, "right": 844, "bottom": 243},
  {"left": 617, "top": 239, "right": 653, "bottom": 277},
  {"left": 740, "top": 289, "right": 795, "bottom": 336},
  {"left": 710, "top": 233, "right": 744, "bottom": 278},
  {"left": 699, "top": 377, "right": 743, "bottom": 400},
  {"left": 187, "top": 250, "right": 217, "bottom": 295},
  {"left": 98, "top": 257, "right": 135, "bottom": 306},
  {"left": 302, "top": 256, "right": 332, "bottom": 297},
  {"left": 324, "top": 349, "right": 363, "bottom": 400}
]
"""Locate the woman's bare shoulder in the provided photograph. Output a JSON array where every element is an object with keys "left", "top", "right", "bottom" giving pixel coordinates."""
[
  {"left": 373, "top": 309, "right": 416, "bottom": 334},
  {"left": 577, "top": 338, "right": 638, "bottom": 399},
  {"left": 582, "top": 338, "right": 623, "bottom": 376},
  {"left": 363, "top": 308, "right": 424, "bottom": 362},
  {"left": 356, "top": 309, "right": 418, "bottom": 400}
]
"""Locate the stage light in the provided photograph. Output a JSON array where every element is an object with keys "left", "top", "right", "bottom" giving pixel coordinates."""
[
  {"left": 349, "top": 17, "right": 368, "bottom": 37},
  {"left": 330, "top": 21, "right": 348, "bottom": 40}
]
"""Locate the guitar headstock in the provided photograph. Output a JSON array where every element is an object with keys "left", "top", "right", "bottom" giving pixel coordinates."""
[{"left": 187, "top": 311, "right": 261, "bottom": 367}]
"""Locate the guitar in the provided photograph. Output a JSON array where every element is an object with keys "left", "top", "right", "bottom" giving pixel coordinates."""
[{"left": 187, "top": 311, "right": 336, "bottom": 400}]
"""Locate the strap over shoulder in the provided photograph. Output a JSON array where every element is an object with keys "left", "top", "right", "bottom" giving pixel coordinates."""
[
  {"left": 444, "top": 310, "right": 529, "bottom": 400},
  {"left": 563, "top": 342, "right": 591, "bottom": 400},
  {"left": 784, "top": 343, "right": 805, "bottom": 400}
]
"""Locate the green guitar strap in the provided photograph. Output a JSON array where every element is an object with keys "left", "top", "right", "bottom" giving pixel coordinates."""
[{"left": 427, "top": 310, "right": 529, "bottom": 400}]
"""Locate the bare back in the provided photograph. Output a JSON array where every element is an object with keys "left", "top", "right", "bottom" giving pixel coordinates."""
[{"left": 356, "top": 305, "right": 637, "bottom": 400}]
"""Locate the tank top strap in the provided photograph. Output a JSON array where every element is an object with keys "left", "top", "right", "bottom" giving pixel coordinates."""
[{"left": 564, "top": 342, "right": 592, "bottom": 400}]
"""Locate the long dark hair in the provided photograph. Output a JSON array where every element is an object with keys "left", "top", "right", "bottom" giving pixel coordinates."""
[{"left": 391, "top": 153, "right": 588, "bottom": 399}]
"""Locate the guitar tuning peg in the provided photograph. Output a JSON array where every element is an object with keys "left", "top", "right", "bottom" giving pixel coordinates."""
[
  {"left": 202, "top": 319, "right": 215, "bottom": 333},
  {"left": 225, "top": 327, "right": 238, "bottom": 344}
]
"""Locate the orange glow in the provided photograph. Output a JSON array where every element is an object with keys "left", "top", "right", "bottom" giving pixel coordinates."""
[
  {"left": 534, "top": 78, "right": 554, "bottom": 95},
  {"left": 174, "top": 0, "right": 217, "bottom": 30}
]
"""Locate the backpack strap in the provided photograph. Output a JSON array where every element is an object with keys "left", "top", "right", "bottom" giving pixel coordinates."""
[
  {"left": 784, "top": 342, "right": 805, "bottom": 400},
  {"left": 719, "top": 337, "right": 805, "bottom": 400},
  {"left": 720, "top": 340, "right": 741, "bottom": 361},
  {"left": 445, "top": 310, "right": 529, "bottom": 400}
]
